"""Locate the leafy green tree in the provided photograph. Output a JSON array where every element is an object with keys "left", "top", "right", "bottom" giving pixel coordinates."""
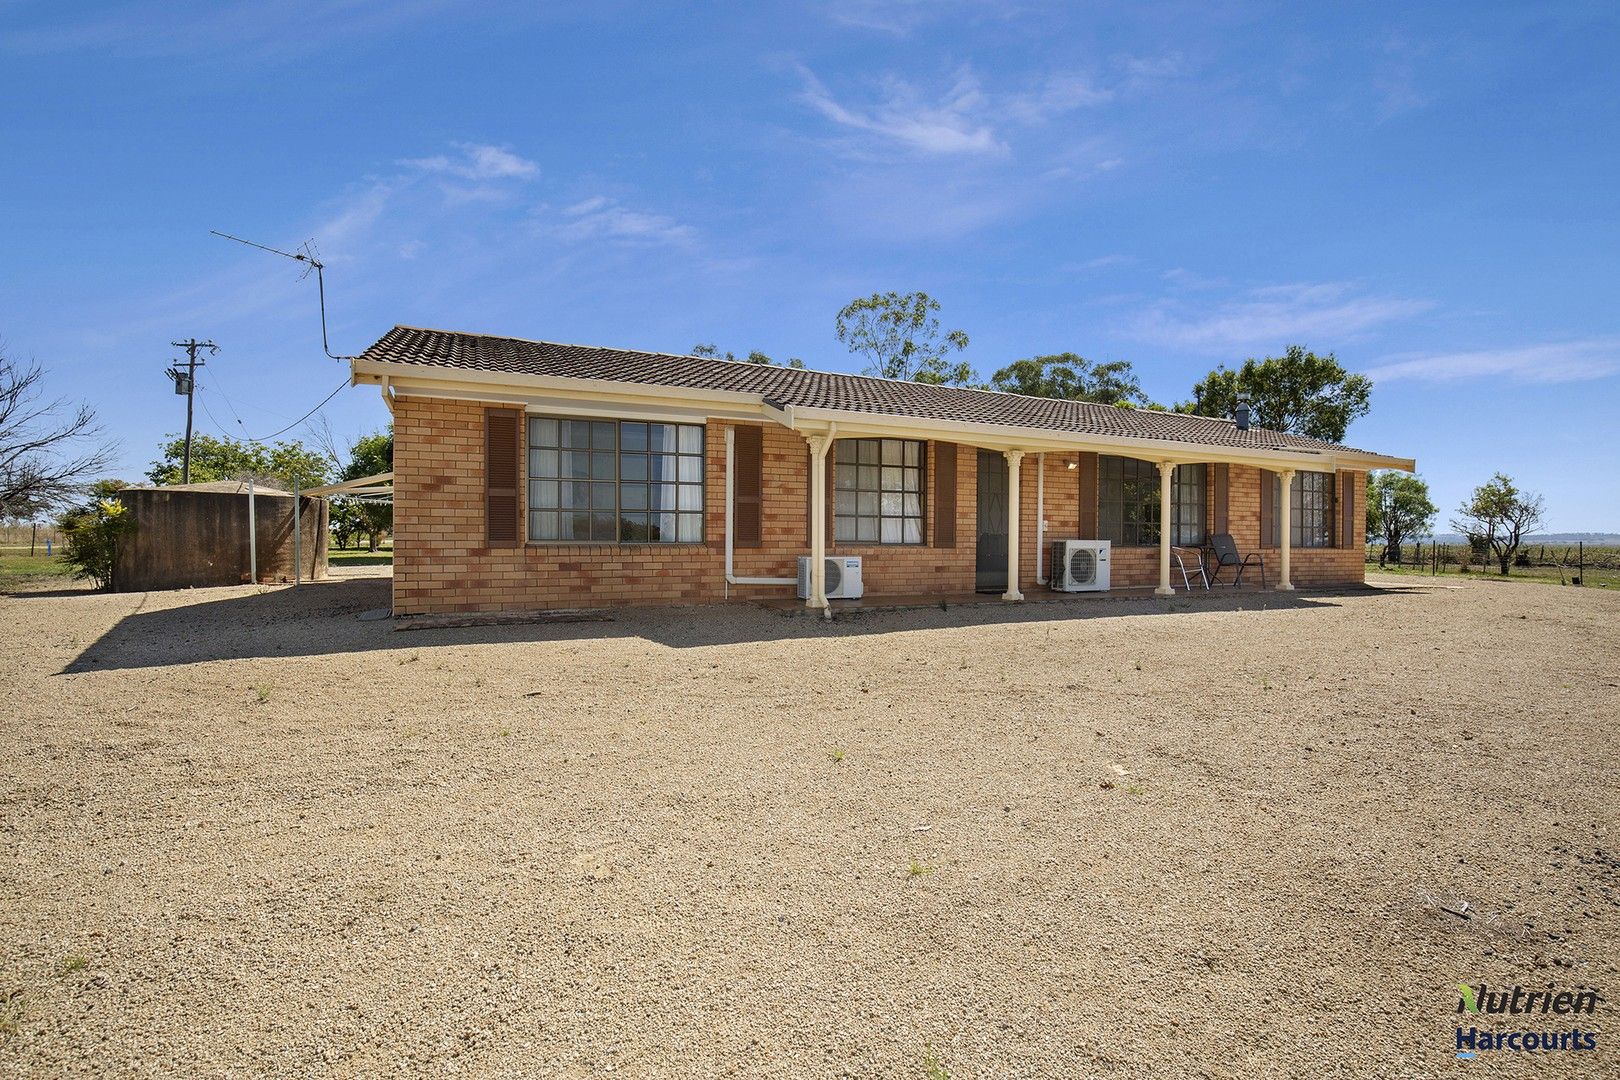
[
  {"left": 341, "top": 429, "right": 393, "bottom": 552},
  {"left": 690, "top": 344, "right": 805, "bottom": 369},
  {"left": 1181, "top": 345, "right": 1372, "bottom": 443},
  {"left": 989, "top": 353, "right": 1149, "bottom": 405},
  {"left": 834, "top": 291, "right": 973, "bottom": 386},
  {"left": 1366, "top": 471, "right": 1437, "bottom": 565},
  {"left": 329, "top": 500, "right": 363, "bottom": 550},
  {"left": 147, "top": 433, "right": 330, "bottom": 491},
  {"left": 1451, "top": 473, "right": 1545, "bottom": 576},
  {"left": 59, "top": 494, "right": 135, "bottom": 590}
]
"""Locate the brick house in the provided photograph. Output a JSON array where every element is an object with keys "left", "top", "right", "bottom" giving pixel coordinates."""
[{"left": 350, "top": 327, "right": 1414, "bottom": 616}]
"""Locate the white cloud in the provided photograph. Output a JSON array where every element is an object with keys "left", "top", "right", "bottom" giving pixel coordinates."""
[
  {"left": 1005, "top": 73, "right": 1112, "bottom": 123},
  {"left": 542, "top": 196, "right": 697, "bottom": 246},
  {"left": 1361, "top": 339, "right": 1620, "bottom": 384},
  {"left": 1126, "top": 282, "right": 1432, "bottom": 352},
  {"left": 796, "top": 64, "right": 1005, "bottom": 156},
  {"left": 403, "top": 142, "right": 539, "bottom": 181}
]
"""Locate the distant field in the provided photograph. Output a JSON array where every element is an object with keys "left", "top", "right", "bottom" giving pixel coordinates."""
[
  {"left": 0, "top": 547, "right": 73, "bottom": 589},
  {"left": 1367, "top": 542, "right": 1620, "bottom": 589},
  {"left": 327, "top": 546, "right": 393, "bottom": 567}
]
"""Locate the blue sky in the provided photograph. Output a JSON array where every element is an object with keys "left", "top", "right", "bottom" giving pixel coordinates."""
[{"left": 3, "top": 1, "right": 1617, "bottom": 530}]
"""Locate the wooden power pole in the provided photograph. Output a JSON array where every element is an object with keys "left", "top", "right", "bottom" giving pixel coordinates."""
[{"left": 167, "top": 339, "right": 218, "bottom": 483}]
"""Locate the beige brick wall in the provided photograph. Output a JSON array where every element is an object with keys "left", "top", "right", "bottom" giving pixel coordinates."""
[{"left": 393, "top": 395, "right": 1367, "bottom": 614}]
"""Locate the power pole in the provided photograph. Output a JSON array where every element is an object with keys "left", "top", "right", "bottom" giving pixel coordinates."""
[{"left": 167, "top": 339, "right": 218, "bottom": 484}]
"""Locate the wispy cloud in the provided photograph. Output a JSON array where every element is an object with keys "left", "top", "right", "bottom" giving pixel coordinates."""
[
  {"left": 403, "top": 143, "right": 539, "bottom": 181},
  {"left": 1125, "top": 281, "right": 1432, "bottom": 352},
  {"left": 540, "top": 196, "right": 697, "bottom": 246},
  {"left": 1361, "top": 338, "right": 1620, "bottom": 384},
  {"left": 796, "top": 64, "right": 1005, "bottom": 156}
]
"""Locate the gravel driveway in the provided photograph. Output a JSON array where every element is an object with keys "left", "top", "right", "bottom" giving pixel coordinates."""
[{"left": 2, "top": 576, "right": 1616, "bottom": 1078}]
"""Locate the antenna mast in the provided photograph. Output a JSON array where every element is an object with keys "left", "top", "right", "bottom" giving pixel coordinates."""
[{"left": 210, "top": 230, "right": 357, "bottom": 360}]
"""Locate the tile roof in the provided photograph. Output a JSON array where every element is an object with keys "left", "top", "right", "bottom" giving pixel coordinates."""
[{"left": 359, "top": 325, "right": 1387, "bottom": 459}]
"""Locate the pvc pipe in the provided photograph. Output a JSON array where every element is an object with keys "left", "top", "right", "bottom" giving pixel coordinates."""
[
  {"left": 293, "top": 478, "right": 301, "bottom": 587},
  {"left": 723, "top": 426, "right": 797, "bottom": 589},
  {"left": 1035, "top": 452, "right": 1046, "bottom": 584}
]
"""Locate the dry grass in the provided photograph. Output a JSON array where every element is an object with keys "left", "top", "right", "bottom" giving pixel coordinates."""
[{"left": 1, "top": 574, "right": 1616, "bottom": 1077}]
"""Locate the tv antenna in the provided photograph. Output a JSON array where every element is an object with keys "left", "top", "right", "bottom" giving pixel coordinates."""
[{"left": 210, "top": 230, "right": 357, "bottom": 360}]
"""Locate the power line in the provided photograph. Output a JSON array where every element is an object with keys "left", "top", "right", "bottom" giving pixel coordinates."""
[{"left": 235, "top": 379, "right": 350, "bottom": 442}]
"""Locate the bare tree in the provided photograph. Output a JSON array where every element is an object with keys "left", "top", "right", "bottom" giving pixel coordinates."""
[
  {"left": 0, "top": 348, "right": 116, "bottom": 519},
  {"left": 1451, "top": 472, "right": 1545, "bottom": 576}
]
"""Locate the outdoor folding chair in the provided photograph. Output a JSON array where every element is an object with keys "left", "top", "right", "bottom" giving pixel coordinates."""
[
  {"left": 1171, "top": 545, "right": 1209, "bottom": 590},
  {"left": 1207, "top": 532, "right": 1266, "bottom": 588}
]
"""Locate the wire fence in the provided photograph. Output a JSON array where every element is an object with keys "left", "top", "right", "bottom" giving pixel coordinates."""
[
  {"left": 1366, "top": 541, "right": 1620, "bottom": 572},
  {"left": 1, "top": 524, "right": 63, "bottom": 550}
]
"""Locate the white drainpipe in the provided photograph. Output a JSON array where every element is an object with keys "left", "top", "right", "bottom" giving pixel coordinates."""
[
  {"left": 1035, "top": 452, "right": 1046, "bottom": 585},
  {"left": 724, "top": 426, "right": 797, "bottom": 596}
]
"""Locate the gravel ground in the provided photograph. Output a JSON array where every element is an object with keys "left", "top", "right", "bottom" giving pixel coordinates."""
[{"left": 1, "top": 576, "right": 1616, "bottom": 1079}]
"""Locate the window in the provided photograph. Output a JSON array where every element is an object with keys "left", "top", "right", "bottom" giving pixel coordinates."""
[
  {"left": 1172, "top": 464, "right": 1207, "bottom": 546},
  {"left": 527, "top": 417, "right": 704, "bottom": 543},
  {"left": 1099, "top": 457, "right": 1205, "bottom": 547},
  {"left": 1269, "top": 471, "right": 1335, "bottom": 548},
  {"left": 834, "top": 438, "right": 925, "bottom": 544}
]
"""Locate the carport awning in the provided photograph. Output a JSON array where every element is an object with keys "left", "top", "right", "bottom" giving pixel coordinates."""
[{"left": 304, "top": 471, "right": 393, "bottom": 499}]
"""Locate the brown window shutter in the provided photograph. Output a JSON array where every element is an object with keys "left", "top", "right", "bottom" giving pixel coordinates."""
[
  {"left": 933, "top": 442, "right": 957, "bottom": 548},
  {"left": 733, "top": 425, "right": 763, "bottom": 548},
  {"left": 1259, "top": 469, "right": 1275, "bottom": 548},
  {"left": 1076, "top": 452, "right": 1099, "bottom": 536},
  {"left": 1340, "top": 471, "right": 1355, "bottom": 549},
  {"left": 1213, "top": 462, "right": 1230, "bottom": 535},
  {"left": 485, "top": 407, "right": 521, "bottom": 548}
]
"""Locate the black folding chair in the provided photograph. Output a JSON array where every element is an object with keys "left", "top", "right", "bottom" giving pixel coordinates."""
[{"left": 1207, "top": 532, "right": 1266, "bottom": 588}]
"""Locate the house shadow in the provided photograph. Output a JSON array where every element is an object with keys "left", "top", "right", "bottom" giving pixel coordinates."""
[{"left": 60, "top": 576, "right": 1360, "bottom": 674}]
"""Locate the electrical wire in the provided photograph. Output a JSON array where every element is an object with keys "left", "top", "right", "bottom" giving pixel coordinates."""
[
  {"left": 236, "top": 379, "right": 350, "bottom": 443},
  {"left": 209, "top": 230, "right": 359, "bottom": 360}
]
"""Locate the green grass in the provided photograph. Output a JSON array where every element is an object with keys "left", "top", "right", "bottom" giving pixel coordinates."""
[
  {"left": 327, "top": 547, "right": 393, "bottom": 567},
  {"left": 0, "top": 546, "right": 74, "bottom": 589}
]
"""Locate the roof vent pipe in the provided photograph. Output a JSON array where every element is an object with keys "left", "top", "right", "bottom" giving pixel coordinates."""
[{"left": 1234, "top": 400, "right": 1251, "bottom": 431}]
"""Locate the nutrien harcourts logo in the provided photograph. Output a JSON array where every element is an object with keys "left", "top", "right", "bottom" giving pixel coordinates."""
[{"left": 1454, "top": 982, "right": 1601, "bottom": 1060}]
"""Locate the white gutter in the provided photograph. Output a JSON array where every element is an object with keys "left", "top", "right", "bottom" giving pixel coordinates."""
[{"left": 723, "top": 426, "right": 796, "bottom": 594}]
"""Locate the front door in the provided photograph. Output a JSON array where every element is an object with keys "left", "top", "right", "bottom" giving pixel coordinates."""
[{"left": 976, "top": 449, "right": 1008, "bottom": 593}]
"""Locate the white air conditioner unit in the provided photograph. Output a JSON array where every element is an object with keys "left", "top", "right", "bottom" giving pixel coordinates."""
[
  {"left": 1051, "top": 539, "right": 1110, "bottom": 592},
  {"left": 796, "top": 556, "right": 864, "bottom": 599}
]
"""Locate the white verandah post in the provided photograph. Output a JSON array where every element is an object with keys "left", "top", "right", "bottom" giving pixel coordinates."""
[
  {"left": 1002, "top": 449, "right": 1025, "bottom": 601},
  {"left": 1278, "top": 467, "right": 1296, "bottom": 590},
  {"left": 1155, "top": 461, "right": 1175, "bottom": 596},
  {"left": 807, "top": 434, "right": 831, "bottom": 613}
]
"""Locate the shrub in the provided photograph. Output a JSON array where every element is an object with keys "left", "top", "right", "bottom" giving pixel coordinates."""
[{"left": 59, "top": 497, "right": 135, "bottom": 590}]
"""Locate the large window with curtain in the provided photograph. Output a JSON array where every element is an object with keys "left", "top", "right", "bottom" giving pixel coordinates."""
[
  {"left": 834, "top": 438, "right": 925, "bottom": 544},
  {"left": 1269, "top": 470, "right": 1335, "bottom": 548},
  {"left": 1099, "top": 457, "right": 1205, "bottom": 546},
  {"left": 526, "top": 417, "right": 705, "bottom": 543}
]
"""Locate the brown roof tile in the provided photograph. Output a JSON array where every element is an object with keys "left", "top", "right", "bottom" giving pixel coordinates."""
[{"left": 359, "top": 325, "right": 1388, "bottom": 459}]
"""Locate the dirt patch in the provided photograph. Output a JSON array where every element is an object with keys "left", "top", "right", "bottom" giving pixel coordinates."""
[{"left": 1, "top": 576, "right": 1616, "bottom": 1077}]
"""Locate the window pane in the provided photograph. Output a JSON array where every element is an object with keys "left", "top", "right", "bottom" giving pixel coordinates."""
[
  {"left": 677, "top": 514, "right": 703, "bottom": 542},
  {"left": 858, "top": 441, "right": 878, "bottom": 466},
  {"left": 591, "top": 420, "right": 616, "bottom": 449},
  {"left": 677, "top": 456, "right": 702, "bottom": 483},
  {"left": 590, "top": 482, "right": 615, "bottom": 510},
  {"left": 903, "top": 519, "right": 922, "bottom": 544},
  {"left": 881, "top": 492, "right": 902, "bottom": 516},
  {"left": 858, "top": 517, "right": 879, "bottom": 542},
  {"left": 620, "top": 422, "right": 648, "bottom": 452},
  {"left": 620, "top": 513, "right": 649, "bottom": 542},
  {"left": 591, "top": 452, "right": 615, "bottom": 480},
  {"left": 530, "top": 480, "right": 559, "bottom": 509},
  {"left": 655, "top": 512, "right": 676, "bottom": 541},
  {"left": 835, "top": 517, "right": 855, "bottom": 541},
  {"left": 560, "top": 451, "right": 592, "bottom": 478},
  {"left": 535, "top": 512, "right": 561, "bottom": 541},
  {"left": 532, "top": 449, "right": 559, "bottom": 478},
  {"left": 565, "top": 420, "right": 592, "bottom": 449},
  {"left": 647, "top": 424, "right": 676, "bottom": 453},
  {"left": 880, "top": 518, "right": 901, "bottom": 544},
  {"left": 532, "top": 418, "right": 560, "bottom": 448},
  {"left": 903, "top": 493, "right": 921, "bottom": 517},
  {"left": 591, "top": 512, "right": 617, "bottom": 540},
  {"left": 651, "top": 483, "right": 677, "bottom": 511},
  {"left": 677, "top": 426, "right": 702, "bottom": 454},
  {"left": 857, "top": 491, "right": 879, "bottom": 516},
  {"left": 901, "top": 468, "right": 919, "bottom": 492},
  {"left": 881, "top": 466, "right": 901, "bottom": 491},
  {"left": 678, "top": 484, "right": 702, "bottom": 511},
  {"left": 620, "top": 454, "right": 648, "bottom": 481},
  {"left": 881, "top": 440, "right": 902, "bottom": 466},
  {"left": 835, "top": 465, "right": 856, "bottom": 490},
  {"left": 860, "top": 465, "right": 879, "bottom": 491},
  {"left": 904, "top": 441, "right": 920, "bottom": 466},
  {"left": 836, "top": 440, "right": 856, "bottom": 464},
  {"left": 560, "top": 512, "right": 590, "bottom": 540}
]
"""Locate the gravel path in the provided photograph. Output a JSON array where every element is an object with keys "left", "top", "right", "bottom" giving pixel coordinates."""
[{"left": 1, "top": 577, "right": 1616, "bottom": 1078}]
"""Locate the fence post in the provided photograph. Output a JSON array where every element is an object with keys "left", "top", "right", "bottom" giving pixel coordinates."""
[
  {"left": 293, "top": 479, "right": 302, "bottom": 588},
  {"left": 1579, "top": 541, "right": 1584, "bottom": 586},
  {"left": 248, "top": 479, "right": 258, "bottom": 585}
]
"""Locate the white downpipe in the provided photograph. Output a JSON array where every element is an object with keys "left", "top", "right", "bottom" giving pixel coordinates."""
[
  {"left": 1035, "top": 452, "right": 1046, "bottom": 584},
  {"left": 724, "top": 426, "right": 797, "bottom": 593}
]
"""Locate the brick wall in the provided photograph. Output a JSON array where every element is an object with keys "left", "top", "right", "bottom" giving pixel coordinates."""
[{"left": 393, "top": 395, "right": 1366, "bottom": 614}]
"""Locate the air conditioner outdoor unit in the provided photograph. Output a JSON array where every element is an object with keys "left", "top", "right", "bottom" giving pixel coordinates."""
[
  {"left": 796, "top": 556, "right": 864, "bottom": 599},
  {"left": 1051, "top": 539, "right": 1110, "bottom": 592}
]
